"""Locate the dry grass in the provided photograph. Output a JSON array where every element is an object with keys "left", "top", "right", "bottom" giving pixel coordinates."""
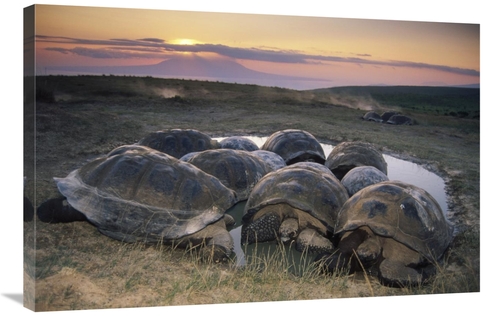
[
  {"left": 28, "top": 222, "right": 471, "bottom": 311},
  {"left": 27, "top": 227, "right": 379, "bottom": 311}
]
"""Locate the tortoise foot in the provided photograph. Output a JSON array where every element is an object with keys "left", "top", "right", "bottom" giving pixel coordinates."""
[
  {"left": 241, "top": 212, "right": 281, "bottom": 244},
  {"left": 378, "top": 259, "right": 423, "bottom": 287}
]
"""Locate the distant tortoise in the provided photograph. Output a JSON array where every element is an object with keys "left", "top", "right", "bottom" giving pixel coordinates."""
[
  {"left": 325, "top": 141, "right": 387, "bottom": 180},
  {"left": 381, "top": 111, "right": 398, "bottom": 122},
  {"left": 261, "top": 129, "right": 326, "bottom": 165},
  {"left": 341, "top": 166, "right": 389, "bottom": 197},
  {"left": 241, "top": 162, "right": 349, "bottom": 253},
  {"left": 321, "top": 180, "right": 453, "bottom": 287},
  {"left": 219, "top": 136, "right": 259, "bottom": 151},
  {"left": 387, "top": 114, "right": 413, "bottom": 125},
  {"left": 136, "top": 128, "right": 220, "bottom": 158},
  {"left": 363, "top": 111, "right": 383, "bottom": 123},
  {"left": 38, "top": 145, "right": 238, "bottom": 262},
  {"left": 180, "top": 148, "right": 273, "bottom": 202}
]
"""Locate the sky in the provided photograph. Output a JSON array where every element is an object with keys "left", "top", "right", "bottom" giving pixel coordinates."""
[{"left": 29, "top": 4, "right": 480, "bottom": 90}]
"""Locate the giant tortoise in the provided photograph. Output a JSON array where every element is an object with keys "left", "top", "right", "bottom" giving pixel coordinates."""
[
  {"left": 219, "top": 136, "right": 259, "bottom": 151},
  {"left": 321, "top": 180, "right": 453, "bottom": 287},
  {"left": 38, "top": 144, "right": 238, "bottom": 262},
  {"left": 340, "top": 166, "right": 389, "bottom": 197},
  {"left": 325, "top": 141, "right": 387, "bottom": 180},
  {"left": 362, "top": 111, "right": 383, "bottom": 123},
  {"left": 180, "top": 148, "right": 273, "bottom": 202},
  {"left": 241, "top": 162, "right": 349, "bottom": 253},
  {"left": 387, "top": 114, "right": 413, "bottom": 125},
  {"left": 136, "top": 128, "right": 220, "bottom": 158},
  {"left": 381, "top": 111, "right": 398, "bottom": 122},
  {"left": 250, "top": 150, "right": 287, "bottom": 171},
  {"left": 261, "top": 129, "right": 326, "bottom": 165}
]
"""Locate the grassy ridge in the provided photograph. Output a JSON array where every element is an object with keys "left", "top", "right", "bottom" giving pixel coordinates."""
[
  {"left": 33, "top": 75, "right": 480, "bottom": 117},
  {"left": 313, "top": 85, "right": 480, "bottom": 117}
]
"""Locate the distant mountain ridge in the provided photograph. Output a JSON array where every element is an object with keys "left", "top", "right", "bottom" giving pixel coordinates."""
[
  {"left": 47, "top": 55, "right": 327, "bottom": 88},
  {"left": 312, "top": 85, "right": 480, "bottom": 94},
  {"left": 45, "top": 55, "right": 478, "bottom": 90},
  {"left": 449, "top": 84, "right": 480, "bottom": 89}
]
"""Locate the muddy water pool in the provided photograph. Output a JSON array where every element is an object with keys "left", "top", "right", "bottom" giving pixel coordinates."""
[{"left": 214, "top": 136, "right": 448, "bottom": 268}]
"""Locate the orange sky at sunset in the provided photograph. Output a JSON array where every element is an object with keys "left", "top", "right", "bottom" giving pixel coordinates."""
[
  {"left": 4, "top": 1, "right": 497, "bottom": 316},
  {"left": 31, "top": 4, "right": 479, "bottom": 89}
]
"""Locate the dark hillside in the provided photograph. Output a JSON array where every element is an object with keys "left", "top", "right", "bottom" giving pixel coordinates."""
[{"left": 313, "top": 85, "right": 479, "bottom": 118}]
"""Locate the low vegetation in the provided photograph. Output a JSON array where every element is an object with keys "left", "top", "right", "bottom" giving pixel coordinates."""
[{"left": 24, "top": 75, "right": 480, "bottom": 311}]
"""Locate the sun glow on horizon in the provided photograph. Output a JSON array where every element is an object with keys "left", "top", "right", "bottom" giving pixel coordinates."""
[{"left": 171, "top": 38, "right": 200, "bottom": 45}]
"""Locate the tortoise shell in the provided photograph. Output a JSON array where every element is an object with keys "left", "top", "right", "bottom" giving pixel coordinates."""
[
  {"left": 54, "top": 145, "right": 237, "bottom": 243},
  {"left": 387, "top": 115, "right": 413, "bottom": 125},
  {"left": 250, "top": 150, "right": 287, "bottom": 171},
  {"left": 341, "top": 166, "right": 389, "bottom": 196},
  {"left": 136, "top": 129, "right": 219, "bottom": 158},
  {"left": 381, "top": 111, "right": 398, "bottom": 122},
  {"left": 181, "top": 148, "right": 273, "bottom": 201},
  {"left": 363, "top": 111, "right": 383, "bottom": 122},
  {"left": 219, "top": 136, "right": 259, "bottom": 151},
  {"left": 261, "top": 129, "right": 326, "bottom": 165},
  {"left": 335, "top": 180, "right": 453, "bottom": 261},
  {"left": 243, "top": 162, "right": 349, "bottom": 233},
  {"left": 325, "top": 141, "right": 387, "bottom": 180}
]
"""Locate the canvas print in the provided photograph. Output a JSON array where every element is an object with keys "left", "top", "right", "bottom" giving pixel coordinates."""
[{"left": 23, "top": 4, "right": 480, "bottom": 312}]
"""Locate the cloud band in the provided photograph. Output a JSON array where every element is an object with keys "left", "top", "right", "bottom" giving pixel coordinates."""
[{"left": 36, "top": 35, "right": 479, "bottom": 77}]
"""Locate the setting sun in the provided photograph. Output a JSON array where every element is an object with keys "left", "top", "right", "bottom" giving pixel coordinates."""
[{"left": 172, "top": 38, "right": 199, "bottom": 45}]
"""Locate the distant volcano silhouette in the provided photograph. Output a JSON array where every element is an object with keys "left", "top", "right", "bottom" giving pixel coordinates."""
[
  {"left": 137, "top": 55, "right": 264, "bottom": 78},
  {"left": 47, "top": 54, "right": 328, "bottom": 89}
]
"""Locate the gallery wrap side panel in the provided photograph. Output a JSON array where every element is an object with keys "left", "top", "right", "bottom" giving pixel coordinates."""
[{"left": 23, "top": 4, "right": 35, "bottom": 312}]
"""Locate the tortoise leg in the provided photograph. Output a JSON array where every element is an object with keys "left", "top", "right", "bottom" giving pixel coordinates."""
[
  {"left": 337, "top": 227, "right": 370, "bottom": 253},
  {"left": 314, "top": 250, "right": 353, "bottom": 275},
  {"left": 315, "top": 227, "right": 370, "bottom": 274},
  {"left": 337, "top": 226, "right": 382, "bottom": 271},
  {"left": 194, "top": 219, "right": 235, "bottom": 263},
  {"left": 279, "top": 217, "right": 299, "bottom": 243},
  {"left": 241, "top": 212, "right": 282, "bottom": 244},
  {"left": 223, "top": 213, "right": 236, "bottom": 228},
  {"left": 377, "top": 239, "right": 425, "bottom": 287},
  {"left": 355, "top": 228, "right": 382, "bottom": 267},
  {"left": 295, "top": 228, "right": 333, "bottom": 253},
  {"left": 378, "top": 259, "right": 423, "bottom": 287},
  {"left": 36, "top": 196, "right": 87, "bottom": 223}
]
